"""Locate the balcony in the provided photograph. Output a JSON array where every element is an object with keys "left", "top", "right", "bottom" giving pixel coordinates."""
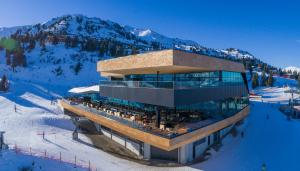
[
  {"left": 62, "top": 98, "right": 249, "bottom": 139},
  {"left": 62, "top": 99, "right": 198, "bottom": 139},
  {"left": 100, "top": 80, "right": 244, "bottom": 89},
  {"left": 60, "top": 98, "right": 250, "bottom": 151}
]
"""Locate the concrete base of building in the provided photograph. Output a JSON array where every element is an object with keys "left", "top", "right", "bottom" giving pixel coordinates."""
[
  {"left": 93, "top": 123, "right": 143, "bottom": 157},
  {"left": 90, "top": 120, "right": 236, "bottom": 164}
]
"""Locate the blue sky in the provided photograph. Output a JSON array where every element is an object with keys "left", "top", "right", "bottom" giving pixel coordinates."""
[{"left": 0, "top": 0, "right": 299, "bottom": 68}]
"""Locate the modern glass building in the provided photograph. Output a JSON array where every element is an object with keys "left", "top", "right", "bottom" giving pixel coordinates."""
[{"left": 61, "top": 49, "right": 250, "bottom": 164}]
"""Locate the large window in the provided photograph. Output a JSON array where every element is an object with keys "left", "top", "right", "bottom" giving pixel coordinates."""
[
  {"left": 222, "top": 71, "right": 244, "bottom": 83},
  {"left": 124, "top": 72, "right": 221, "bottom": 82},
  {"left": 105, "top": 95, "right": 249, "bottom": 119},
  {"left": 175, "top": 96, "right": 249, "bottom": 117},
  {"left": 109, "top": 71, "right": 245, "bottom": 89}
]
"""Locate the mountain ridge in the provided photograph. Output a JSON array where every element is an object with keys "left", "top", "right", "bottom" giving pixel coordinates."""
[
  {"left": 0, "top": 14, "right": 276, "bottom": 87},
  {"left": 284, "top": 66, "right": 300, "bottom": 73},
  {"left": 0, "top": 14, "right": 256, "bottom": 59}
]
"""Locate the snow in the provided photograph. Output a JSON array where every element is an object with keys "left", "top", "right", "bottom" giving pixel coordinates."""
[
  {"left": 284, "top": 66, "right": 300, "bottom": 73},
  {"left": 69, "top": 85, "right": 99, "bottom": 94},
  {"left": 274, "top": 76, "right": 298, "bottom": 87},
  {"left": 0, "top": 150, "right": 87, "bottom": 171},
  {"left": 0, "top": 79, "right": 145, "bottom": 171},
  {"left": 221, "top": 48, "right": 255, "bottom": 59},
  {"left": 0, "top": 14, "right": 298, "bottom": 170},
  {"left": 0, "top": 70, "right": 299, "bottom": 171},
  {"left": 137, "top": 29, "right": 152, "bottom": 37},
  {"left": 0, "top": 14, "right": 257, "bottom": 61},
  {"left": 0, "top": 43, "right": 102, "bottom": 89},
  {"left": 195, "top": 78, "right": 300, "bottom": 171}
]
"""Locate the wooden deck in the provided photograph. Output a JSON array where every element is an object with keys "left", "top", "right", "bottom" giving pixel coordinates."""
[{"left": 60, "top": 100, "right": 250, "bottom": 151}]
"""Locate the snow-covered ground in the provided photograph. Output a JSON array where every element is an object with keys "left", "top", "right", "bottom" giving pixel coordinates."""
[
  {"left": 0, "top": 79, "right": 144, "bottom": 171},
  {"left": 0, "top": 76, "right": 300, "bottom": 171},
  {"left": 0, "top": 150, "right": 87, "bottom": 171},
  {"left": 197, "top": 86, "right": 300, "bottom": 171},
  {"left": 0, "top": 43, "right": 102, "bottom": 88}
]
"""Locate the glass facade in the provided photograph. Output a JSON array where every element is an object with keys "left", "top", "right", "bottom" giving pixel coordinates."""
[
  {"left": 124, "top": 71, "right": 221, "bottom": 82},
  {"left": 105, "top": 96, "right": 249, "bottom": 120},
  {"left": 71, "top": 93, "right": 101, "bottom": 103},
  {"left": 175, "top": 97, "right": 249, "bottom": 118},
  {"left": 97, "top": 70, "right": 249, "bottom": 137},
  {"left": 102, "top": 71, "right": 248, "bottom": 125},
  {"left": 101, "top": 71, "right": 246, "bottom": 89}
]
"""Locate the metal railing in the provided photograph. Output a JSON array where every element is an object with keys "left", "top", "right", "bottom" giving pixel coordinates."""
[
  {"left": 100, "top": 80, "right": 244, "bottom": 89},
  {"left": 62, "top": 99, "right": 176, "bottom": 139},
  {"left": 62, "top": 99, "right": 249, "bottom": 139}
]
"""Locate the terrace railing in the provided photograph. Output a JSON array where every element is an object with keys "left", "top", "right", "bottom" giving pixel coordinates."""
[
  {"left": 62, "top": 99, "right": 177, "bottom": 139},
  {"left": 62, "top": 99, "right": 249, "bottom": 139},
  {"left": 100, "top": 80, "right": 244, "bottom": 89}
]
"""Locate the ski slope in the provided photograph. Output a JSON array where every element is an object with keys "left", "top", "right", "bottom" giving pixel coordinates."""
[
  {"left": 0, "top": 77, "right": 299, "bottom": 171},
  {"left": 0, "top": 150, "right": 86, "bottom": 171},
  {"left": 198, "top": 86, "right": 300, "bottom": 171}
]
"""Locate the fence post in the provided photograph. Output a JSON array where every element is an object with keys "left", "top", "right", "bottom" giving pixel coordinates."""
[
  {"left": 59, "top": 152, "right": 61, "bottom": 162},
  {"left": 74, "top": 155, "right": 77, "bottom": 168},
  {"left": 29, "top": 147, "right": 32, "bottom": 155},
  {"left": 44, "top": 150, "right": 47, "bottom": 158},
  {"left": 88, "top": 160, "right": 90, "bottom": 171}
]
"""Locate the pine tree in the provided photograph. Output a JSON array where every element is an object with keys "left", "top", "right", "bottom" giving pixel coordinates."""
[
  {"left": 5, "top": 49, "right": 11, "bottom": 66},
  {"left": 279, "top": 68, "right": 283, "bottom": 76},
  {"left": 266, "top": 72, "right": 274, "bottom": 87},
  {"left": 99, "top": 43, "right": 106, "bottom": 57},
  {"left": 249, "top": 65, "right": 253, "bottom": 78},
  {"left": 52, "top": 36, "right": 59, "bottom": 45},
  {"left": 109, "top": 44, "right": 117, "bottom": 57},
  {"left": 131, "top": 45, "right": 138, "bottom": 55},
  {"left": 65, "top": 36, "right": 71, "bottom": 48},
  {"left": 82, "top": 39, "right": 97, "bottom": 51},
  {"left": 71, "top": 36, "right": 79, "bottom": 48},
  {"left": 0, "top": 75, "right": 9, "bottom": 92},
  {"left": 261, "top": 71, "right": 267, "bottom": 86},
  {"left": 297, "top": 74, "right": 300, "bottom": 87},
  {"left": 28, "top": 39, "right": 36, "bottom": 51},
  {"left": 73, "top": 62, "right": 82, "bottom": 75},
  {"left": 12, "top": 47, "right": 26, "bottom": 69},
  {"left": 293, "top": 70, "right": 298, "bottom": 79},
  {"left": 39, "top": 39, "right": 46, "bottom": 50},
  {"left": 252, "top": 72, "right": 259, "bottom": 89}
]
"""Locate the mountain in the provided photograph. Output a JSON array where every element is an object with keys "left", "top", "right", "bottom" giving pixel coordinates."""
[
  {"left": 0, "top": 15, "right": 258, "bottom": 58},
  {"left": 0, "top": 14, "right": 274, "bottom": 87},
  {"left": 284, "top": 66, "right": 300, "bottom": 73},
  {"left": 0, "top": 26, "right": 28, "bottom": 37}
]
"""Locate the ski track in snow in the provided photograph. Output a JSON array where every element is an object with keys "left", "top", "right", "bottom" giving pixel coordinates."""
[{"left": 0, "top": 77, "right": 299, "bottom": 171}]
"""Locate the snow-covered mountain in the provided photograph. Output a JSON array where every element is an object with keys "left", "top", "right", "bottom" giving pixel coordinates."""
[
  {"left": 0, "top": 14, "right": 264, "bottom": 87},
  {"left": 0, "top": 26, "right": 28, "bottom": 37},
  {"left": 284, "top": 66, "right": 300, "bottom": 73},
  {"left": 0, "top": 15, "right": 257, "bottom": 58},
  {"left": 221, "top": 48, "right": 255, "bottom": 59}
]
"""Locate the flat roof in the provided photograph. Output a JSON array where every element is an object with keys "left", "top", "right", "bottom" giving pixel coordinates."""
[
  {"left": 97, "top": 49, "right": 245, "bottom": 77},
  {"left": 68, "top": 85, "right": 99, "bottom": 94}
]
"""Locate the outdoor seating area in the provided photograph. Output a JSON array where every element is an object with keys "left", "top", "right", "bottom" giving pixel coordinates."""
[{"left": 64, "top": 97, "right": 217, "bottom": 138}]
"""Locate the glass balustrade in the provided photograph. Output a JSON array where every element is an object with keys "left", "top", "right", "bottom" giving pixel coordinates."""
[{"left": 100, "top": 80, "right": 244, "bottom": 89}]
